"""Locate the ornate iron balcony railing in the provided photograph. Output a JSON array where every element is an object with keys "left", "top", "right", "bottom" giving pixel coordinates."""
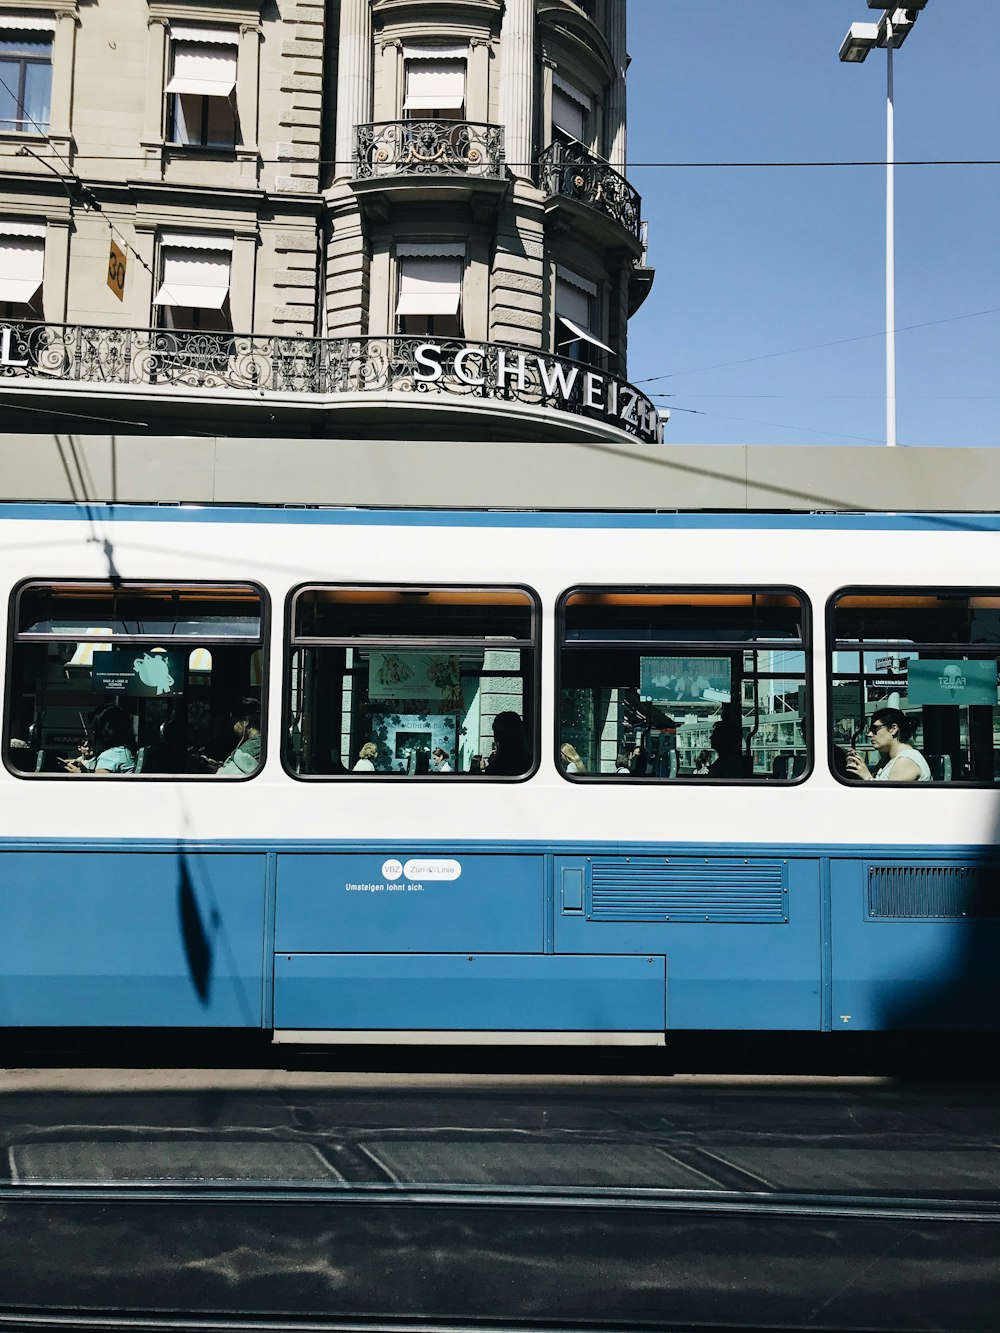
[
  {"left": 538, "top": 140, "right": 642, "bottom": 242},
  {"left": 355, "top": 120, "right": 506, "bottom": 180},
  {"left": 0, "top": 323, "right": 664, "bottom": 443}
]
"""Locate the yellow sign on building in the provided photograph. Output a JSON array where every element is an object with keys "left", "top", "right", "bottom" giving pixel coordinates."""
[{"left": 107, "top": 240, "right": 126, "bottom": 301}]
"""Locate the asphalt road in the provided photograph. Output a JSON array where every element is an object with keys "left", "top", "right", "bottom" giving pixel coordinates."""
[{"left": 0, "top": 1059, "right": 997, "bottom": 1330}]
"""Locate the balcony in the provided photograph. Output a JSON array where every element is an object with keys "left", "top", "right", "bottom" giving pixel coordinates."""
[
  {"left": 0, "top": 323, "right": 665, "bottom": 444},
  {"left": 353, "top": 120, "right": 507, "bottom": 220},
  {"left": 538, "top": 141, "right": 644, "bottom": 254}
]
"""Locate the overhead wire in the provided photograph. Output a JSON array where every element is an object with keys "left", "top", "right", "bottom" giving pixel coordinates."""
[
  {"left": 1, "top": 146, "right": 998, "bottom": 170},
  {"left": 0, "top": 74, "right": 157, "bottom": 282},
  {"left": 635, "top": 308, "right": 1000, "bottom": 384}
]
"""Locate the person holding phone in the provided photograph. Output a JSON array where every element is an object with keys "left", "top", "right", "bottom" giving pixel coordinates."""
[{"left": 846, "top": 708, "right": 931, "bottom": 783}]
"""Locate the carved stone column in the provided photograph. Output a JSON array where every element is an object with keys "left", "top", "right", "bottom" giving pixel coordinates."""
[
  {"left": 499, "top": 0, "right": 534, "bottom": 183},
  {"left": 606, "top": 0, "right": 627, "bottom": 172},
  {"left": 334, "top": 0, "right": 373, "bottom": 184}
]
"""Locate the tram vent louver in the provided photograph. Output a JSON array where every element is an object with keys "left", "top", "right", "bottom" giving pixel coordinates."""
[
  {"left": 589, "top": 859, "right": 787, "bottom": 923},
  {"left": 867, "top": 865, "right": 1000, "bottom": 920}
]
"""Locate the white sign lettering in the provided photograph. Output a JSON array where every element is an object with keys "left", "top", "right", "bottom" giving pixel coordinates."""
[
  {"left": 410, "top": 342, "right": 663, "bottom": 441},
  {"left": 0, "top": 327, "right": 27, "bottom": 368},
  {"left": 404, "top": 858, "right": 462, "bottom": 882}
]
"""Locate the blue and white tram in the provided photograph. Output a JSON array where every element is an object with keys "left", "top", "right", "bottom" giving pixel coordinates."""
[{"left": 2, "top": 497, "right": 999, "bottom": 1042}]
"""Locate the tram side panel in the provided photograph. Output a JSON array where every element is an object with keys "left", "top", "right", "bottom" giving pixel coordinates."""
[
  {"left": 0, "top": 851, "right": 268, "bottom": 1027},
  {"left": 830, "top": 857, "right": 1000, "bottom": 1032},
  {"left": 272, "top": 851, "right": 666, "bottom": 1035},
  {"left": 555, "top": 855, "right": 822, "bottom": 1030}
]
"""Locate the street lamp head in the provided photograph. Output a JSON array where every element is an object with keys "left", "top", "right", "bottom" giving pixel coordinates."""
[{"left": 839, "top": 22, "right": 879, "bottom": 62}]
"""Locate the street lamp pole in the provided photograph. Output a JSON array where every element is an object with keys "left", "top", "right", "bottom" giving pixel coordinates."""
[{"left": 839, "top": 3, "right": 928, "bottom": 448}]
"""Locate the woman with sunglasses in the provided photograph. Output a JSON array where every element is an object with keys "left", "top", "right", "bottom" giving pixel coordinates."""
[{"left": 846, "top": 707, "right": 931, "bottom": 783}]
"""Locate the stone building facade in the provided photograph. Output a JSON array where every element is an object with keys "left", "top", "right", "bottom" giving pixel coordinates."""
[{"left": 0, "top": 0, "right": 659, "bottom": 442}]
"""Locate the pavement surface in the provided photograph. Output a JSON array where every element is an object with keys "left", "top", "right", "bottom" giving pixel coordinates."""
[{"left": 0, "top": 1061, "right": 996, "bottom": 1330}]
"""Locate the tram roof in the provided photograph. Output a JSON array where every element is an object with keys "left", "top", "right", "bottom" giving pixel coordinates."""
[{"left": 0, "top": 435, "right": 995, "bottom": 513}]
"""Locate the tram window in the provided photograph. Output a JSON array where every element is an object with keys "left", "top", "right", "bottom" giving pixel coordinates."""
[
  {"left": 285, "top": 585, "right": 538, "bottom": 778},
  {"left": 830, "top": 589, "right": 1000, "bottom": 785},
  {"left": 5, "top": 581, "right": 267, "bottom": 778},
  {"left": 558, "top": 588, "right": 809, "bottom": 780}
]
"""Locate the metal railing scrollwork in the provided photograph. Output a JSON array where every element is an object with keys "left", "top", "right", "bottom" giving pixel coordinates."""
[
  {"left": 355, "top": 120, "right": 506, "bottom": 180},
  {"left": 0, "top": 323, "right": 664, "bottom": 444},
  {"left": 538, "top": 140, "right": 643, "bottom": 242}
]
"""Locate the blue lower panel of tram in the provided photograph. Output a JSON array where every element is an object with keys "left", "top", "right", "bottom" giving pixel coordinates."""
[
  {"left": 0, "top": 851, "right": 268, "bottom": 1026},
  {"left": 554, "top": 855, "right": 822, "bottom": 1031},
  {"left": 1, "top": 845, "right": 995, "bottom": 1033},
  {"left": 274, "top": 953, "right": 666, "bottom": 1032}
]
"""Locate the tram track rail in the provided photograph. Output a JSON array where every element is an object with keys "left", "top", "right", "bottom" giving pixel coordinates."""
[{"left": 1, "top": 1179, "right": 999, "bottom": 1223}]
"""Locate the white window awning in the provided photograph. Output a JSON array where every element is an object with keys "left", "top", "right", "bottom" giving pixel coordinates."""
[
  {"left": 159, "top": 232, "right": 233, "bottom": 252},
  {"left": 557, "top": 315, "right": 613, "bottom": 355},
  {"left": 553, "top": 73, "right": 591, "bottom": 109},
  {"left": 0, "top": 14, "right": 55, "bottom": 31},
  {"left": 0, "top": 219, "right": 46, "bottom": 238},
  {"left": 555, "top": 276, "right": 593, "bottom": 327},
  {"left": 404, "top": 59, "right": 466, "bottom": 111},
  {"left": 396, "top": 257, "right": 462, "bottom": 316},
  {"left": 154, "top": 248, "right": 231, "bottom": 310},
  {"left": 0, "top": 234, "right": 43, "bottom": 303},
  {"left": 167, "top": 43, "right": 237, "bottom": 97},
  {"left": 169, "top": 24, "right": 240, "bottom": 45},
  {"left": 552, "top": 89, "right": 585, "bottom": 141},
  {"left": 402, "top": 45, "right": 467, "bottom": 61}
]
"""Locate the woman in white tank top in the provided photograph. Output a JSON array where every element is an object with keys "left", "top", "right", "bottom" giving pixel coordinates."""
[{"left": 846, "top": 708, "right": 932, "bottom": 783}]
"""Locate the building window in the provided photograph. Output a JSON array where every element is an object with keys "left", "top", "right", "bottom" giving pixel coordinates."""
[
  {"left": 395, "top": 248, "right": 464, "bottom": 338},
  {"left": 0, "top": 18, "right": 53, "bottom": 133},
  {"left": 166, "top": 24, "right": 238, "bottom": 148},
  {"left": 6, "top": 580, "right": 267, "bottom": 778},
  {"left": 403, "top": 45, "right": 466, "bottom": 120},
  {"left": 829, "top": 588, "right": 1000, "bottom": 785},
  {"left": 0, "top": 219, "right": 44, "bottom": 319},
  {"left": 285, "top": 585, "right": 538, "bottom": 779},
  {"left": 555, "top": 270, "right": 610, "bottom": 365},
  {"left": 551, "top": 74, "right": 590, "bottom": 145},
  {"left": 153, "top": 232, "right": 233, "bottom": 332},
  {"left": 558, "top": 588, "right": 809, "bottom": 780}
]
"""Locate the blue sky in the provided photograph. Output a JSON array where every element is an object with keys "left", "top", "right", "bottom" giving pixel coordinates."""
[{"left": 625, "top": 1, "right": 999, "bottom": 447}]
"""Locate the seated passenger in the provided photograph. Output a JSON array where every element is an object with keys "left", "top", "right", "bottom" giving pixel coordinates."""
[
  {"left": 615, "top": 749, "right": 633, "bottom": 775},
  {"left": 204, "top": 698, "right": 262, "bottom": 777},
  {"left": 560, "top": 742, "right": 585, "bottom": 774},
  {"left": 483, "top": 711, "right": 530, "bottom": 776},
  {"left": 846, "top": 708, "right": 931, "bottom": 783},
  {"left": 693, "top": 748, "right": 713, "bottom": 776},
  {"left": 707, "top": 719, "right": 745, "bottom": 779},
  {"left": 7, "top": 719, "right": 35, "bottom": 773},
  {"left": 431, "top": 747, "right": 452, "bottom": 772},
  {"left": 60, "top": 704, "right": 137, "bottom": 775},
  {"left": 353, "top": 741, "right": 378, "bottom": 772}
]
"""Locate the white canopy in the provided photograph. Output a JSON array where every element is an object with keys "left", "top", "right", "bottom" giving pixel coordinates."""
[
  {"left": 404, "top": 59, "right": 466, "bottom": 112},
  {"left": 153, "top": 248, "right": 231, "bottom": 310},
  {"left": 396, "top": 257, "right": 462, "bottom": 316},
  {"left": 0, "top": 14, "right": 55, "bottom": 32},
  {"left": 0, "top": 233, "right": 43, "bottom": 304},
  {"left": 167, "top": 42, "right": 237, "bottom": 97}
]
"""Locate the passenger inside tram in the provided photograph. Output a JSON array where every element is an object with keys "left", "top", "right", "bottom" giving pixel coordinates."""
[
  {"left": 59, "top": 704, "right": 137, "bottom": 775},
  {"left": 203, "top": 698, "right": 262, "bottom": 777},
  {"left": 846, "top": 708, "right": 931, "bottom": 783}
]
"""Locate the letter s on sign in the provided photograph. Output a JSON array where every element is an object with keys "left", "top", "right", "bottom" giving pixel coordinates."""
[{"left": 413, "top": 343, "right": 444, "bottom": 382}]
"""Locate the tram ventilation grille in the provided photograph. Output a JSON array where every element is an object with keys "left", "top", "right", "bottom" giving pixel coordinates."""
[
  {"left": 589, "top": 859, "right": 787, "bottom": 923},
  {"left": 868, "top": 865, "right": 1000, "bottom": 920}
]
